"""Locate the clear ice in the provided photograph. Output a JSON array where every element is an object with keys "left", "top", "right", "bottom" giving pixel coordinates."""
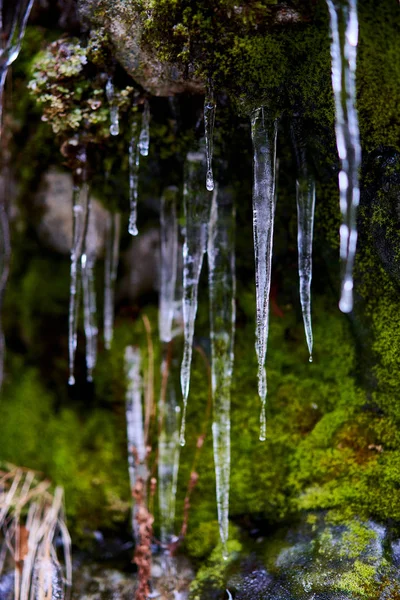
[
  {"left": 139, "top": 99, "right": 150, "bottom": 157},
  {"left": 104, "top": 212, "right": 121, "bottom": 350},
  {"left": 0, "top": 0, "right": 35, "bottom": 387},
  {"left": 125, "top": 345, "right": 148, "bottom": 538},
  {"left": 68, "top": 158, "right": 90, "bottom": 386},
  {"left": 207, "top": 185, "right": 236, "bottom": 553},
  {"left": 250, "top": 107, "right": 278, "bottom": 441},
  {"left": 180, "top": 149, "right": 211, "bottom": 446},
  {"left": 105, "top": 76, "right": 120, "bottom": 136},
  {"left": 128, "top": 120, "right": 140, "bottom": 236},
  {"left": 326, "top": 0, "right": 361, "bottom": 313},
  {"left": 158, "top": 186, "right": 181, "bottom": 544},
  {"left": 81, "top": 246, "right": 98, "bottom": 382},
  {"left": 204, "top": 82, "right": 216, "bottom": 191},
  {"left": 291, "top": 120, "right": 315, "bottom": 362}
]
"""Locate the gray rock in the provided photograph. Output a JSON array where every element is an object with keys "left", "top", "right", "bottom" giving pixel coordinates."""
[
  {"left": 77, "top": 0, "right": 204, "bottom": 97},
  {"left": 36, "top": 169, "right": 109, "bottom": 257},
  {"left": 119, "top": 228, "right": 160, "bottom": 302}
]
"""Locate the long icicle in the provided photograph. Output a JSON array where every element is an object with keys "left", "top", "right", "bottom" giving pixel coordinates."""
[
  {"left": 104, "top": 212, "right": 121, "bottom": 350},
  {"left": 204, "top": 81, "right": 216, "bottom": 191},
  {"left": 81, "top": 250, "right": 97, "bottom": 382},
  {"left": 208, "top": 185, "right": 236, "bottom": 556},
  {"left": 68, "top": 150, "right": 90, "bottom": 385},
  {"left": 138, "top": 99, "right": 150, "bottom": 157},
  {"left": 180, "top": 149, "right": 211, "bottom": 446},
  {"left": 0, "top": 0, "right": 35, "bottom": 386},
  {"left": 251, "top": 107, "right": 278, "bottom": 442},
  {"left": 326, "top": 0, "right": 361, "bottom": 313},
  {"left": 158, "top": 186, "right": 180, "bottom": 545},
  {"left": 125, "top": 345, "right": 147, "bottom": 539},
  {"left": 128, "top": 120, "right": 140, "bottom": 236},
  {"left": 291, "top": 119, "right": 315, "bottom": 362}
]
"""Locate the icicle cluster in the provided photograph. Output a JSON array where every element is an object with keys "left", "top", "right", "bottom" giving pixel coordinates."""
[
  {"left": 180, "top": 149, "right": 211, "bottom": 446},
  {"left": 326, "top": 0, "right": 361, "bottom": 313},
  {"left": 104, "top": 212, "right": 121, "bottom": 350},
  {"left": 250, "top": 107, "right": 278, "bottom": 441},
  {"left": 208, "top": 185, "right": 236, "bottom": 556}
]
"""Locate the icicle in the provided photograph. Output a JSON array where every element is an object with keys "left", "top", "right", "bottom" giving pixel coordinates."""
[
  {"left": 0, "top": 0, "right": 35, "bottom": 386},
  {"left": 68, "top": 151, "right": 90, "bottom": 386},
  {"left": 207, "top": 185, "right": 236, "bottom": 555},
  {"left": 204, "top": 81, "right": 216, "bottom": 191},
  {"left": 291, "top": 120, "right": 315, "bottom": 362},
  {"left": 125, "top": 346, "right": 148, "bottom": 538},
  {"left": 138, "top": 99, "right": 150, "bottom": 157},
  {"left": 158, "top": 187, "right": 181, "bottom": 544},
  {"left": 81, "top": 252, "right": 97, "bottom": 382},
  {"left": 326, "top": 0, "right": 361, "bottom": 313},
  {"left": 250, "top": 107, "right": 278, "bottom": 442},
  {"left": 105, "top": 77, "right": 119, "bottom": 136},
  {"left": 128, "top": 120, "right": 140, "bottom": 236},
  {"left": 104, "top": 212, "right": 121, "bottom": 350},
  {"left": 159, "top": 187, "right": 179, "bottom": 344},
  {"left": 180, "top": 149, "right": 211, "bottom": 446}
]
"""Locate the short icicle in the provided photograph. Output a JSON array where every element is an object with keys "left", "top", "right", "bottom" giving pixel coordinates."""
[
  {"left": 105, "top": 76, "right": 119, "bottom": 136},
  {"left": 207, "top": 185, "right": 236, "bottom": 556},
  {"left": 68, "top": 150, "right": 90, "bottom": 386},
  {"left": 125, "top": 346, "right": 147, "bottom": 538},
  {"left": 81, "top": 211, "right": 98, "bottom": 382},
  {"left": 291, "top": 119, "right": 315, "bottom": 363},
  {"left": 326, "top": 0, "right": 361, "bottom": 313},
  {"left": 180, "top": 149, "right": 211, "bottom": 446},
  {"left": 204, "top": 81, "right": 216, "bottom": 191},
  {"left": 128, "top": 120, "right": 140, "bottom": 236},
  {"left": 138, "top": 99, "right": 150, "bottom": 157},
  {"left": 250, "top": 107, "right": 278, "bottom": 441},
  {"left": 104, "top": 212, "right": 121, "bottom": 350},
  {"left": 158, "top": 186, "right": 181, "bottom": 545}
]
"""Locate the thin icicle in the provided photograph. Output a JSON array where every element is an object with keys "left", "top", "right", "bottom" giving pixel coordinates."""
[
  {"left": 0, "top": 0, "right": 34, "bottom": 386},
  {"left": 81, "top": 251, "right": 97, "bottom": 382},
  {"left": 291, "top": 119, "right": 315, "bottom": 362},
  {"left": 158, "top": 186, "right": 181, "bottom": 544},
  {"left": 208, "top": 185, "right": 236, "bottom": 555},
  {"left": 104, "top": 212, "right": 121, "bottom": 350},
  {"left": 326, "top": 0, "right": 361, "bottom": 313},
  {"left": 139, "top": 99, "right": 150, "bottom": 157},
  {"left": 250, "top": 107, "right": 278, "bottom": 442},
  {"left": 105, "top": 76, "right": 119, "bottom": 136},
  {"left": 68, "top": 151, "right": 90, "bottom": 386},
  {"left": 125, "top": 346, "right": 148, "bottom": 538},
  {"left": 204, "top": 82, "right": 216, "bottom": 191},
  {"left": 128, "top": 120, "right": 140, "bottom": 236},
  {"left": 180, "top": 149, "right": 211, "bottom": 446},
  {"left": 159, "top": 187, "right": 179, "bottom": 344}
]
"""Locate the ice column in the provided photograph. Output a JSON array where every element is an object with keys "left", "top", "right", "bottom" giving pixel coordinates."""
[
  {"left": 207, "top": 185, "right": 236, "bottom": 554},
  {"left": 128, "top": 120, "right": 140, "bottom": 236},
  {"left": 104, "top": 212, "right": 121, "bottom": 350},
  {"left": 180, "top": 149, "right": 211, "bottom": 446},
  {"left": 326, "top": 0, "right": 361, "bottom": 313},
  {"left": 250, "top": 107, "right": 278, "bottom": 441},
  {"left": 125, "top": 346, "right": 147, "bottom": 537},
  {"left": 291, "top": 119, "right": 315, "bottom": 362},
  {"left": 68, "top": 150, "right": 90, "bottom": 386}
]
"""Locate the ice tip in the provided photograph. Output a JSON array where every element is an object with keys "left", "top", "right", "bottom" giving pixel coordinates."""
[
  {"left": 309, "top": 355, "right": 313, "bottom": 363},
  {"left": 68, "top": 375, "right": 75, "bottom": 386},
  {"left": 339, "top": 297, "right": 353, "bottom": 314},
  {"left": 110, "top": 125, "right": 119, "bottom": 136},
  {"left": 206, "top": 171, "right": 214, "bottom": 191},
  {"left": 179, "top": 435, "right": 186, "bottom": 448},
  {"left": 128, "top": 223, "right": 139, "bottom": 236}
]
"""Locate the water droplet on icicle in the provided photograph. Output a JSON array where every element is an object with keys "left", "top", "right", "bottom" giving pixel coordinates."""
[
  {"left": 204, "top": 81, "right": 216, "bottom": 191},
  {"left": 326, "top": 0, "right": 361, "bottom": 313},
  {"left": 106, "top": 77, "right": 120, "bottom": 136},
  {"left": 139, "top": 99, "right": 150, "bottom": 157},
  {"left": 250, "top": 107, "right": 278, "bottom": 441},
  {"left": 179, "top": 148, "right": 211, "bottom": 446},
  {"left": 208, "top": 184, "right": 236, "bottom": 555}
]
